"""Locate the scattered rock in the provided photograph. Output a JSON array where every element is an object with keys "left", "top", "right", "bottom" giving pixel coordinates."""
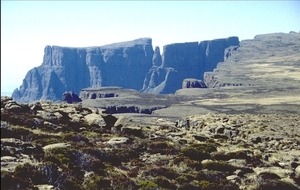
[
  {"left": 251, "top": 136, "right": 262, "bottom": 143},
  {"left": 193, "top": 134, "right": 208, "bottom": 142},
  {"left": 105, "top": 137, "right": 129, "bottom": 145},
  {"left": 43, "top": 143, "right": 71, "bottom": 151}
]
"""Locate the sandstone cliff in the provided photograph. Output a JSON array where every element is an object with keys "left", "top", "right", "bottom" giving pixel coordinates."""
[{"left": 12, "top": 38, "right": 154, "bottom": 102}]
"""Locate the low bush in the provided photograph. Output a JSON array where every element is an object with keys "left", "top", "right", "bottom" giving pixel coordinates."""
[
  {"left": 147, "top": 140, "right": 179, "bottom": 155},
  {"left": 213, "top": 150, "right": 250, "bottom": 160},
  {"left": 60, "top": 178, "right": 83, "bottom": 190},
  {"left": 202, "top": 160, "right": 237, "bottom": 173},
  {"left": 155, "top": 176, "right": 177, "bottom": 189},
  {"left": 138, "top": 180, "right": 158, "bottom": 190},
  {"left": 62, "top": 132, "right": 90, "bottom": 144},
  {"left": 1, "top": 170, "right": 38, "bottom": 190},
  {"left": 14, "top": 162, "right": 49, "bottom": 185},
  {"left": 258, "top": 179, "right": 298, "bottom": 190},
  {"left": 82, "top": 174, "right": 111, "bottom": 190},
  {"left": 176, "top": 173, "right": 196, "bottom": 184},
  {"left": 196, "top": 170, "right": 227, "bottom": 182},
  {"left": 11, "top": 127, "right": 33, "bottom": 140},
  {"left": 111, "top": 173, "right": 137, "bottom": 190},
  {"left": 1, "top": 121, "right": 12, "bottom": 138},
  {"left": 173, "top": 156, "right": 202, "bottom": 170},
  {"left": 180, "top": 143, "right": 217, "bottom": 161},
  {"left": 144, "top": 167, "right": 179, "bottom": 180}
]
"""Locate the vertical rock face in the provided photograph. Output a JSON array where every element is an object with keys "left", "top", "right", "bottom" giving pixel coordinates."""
[
  {"left": 12, "top": 36, "right": 239, "bottom": 102},
  {"left": 142, "top": 37, "right": 239, "bottom": 94},
  {"left": 12, "top": 38, "right": 154, "bottom": 102}
]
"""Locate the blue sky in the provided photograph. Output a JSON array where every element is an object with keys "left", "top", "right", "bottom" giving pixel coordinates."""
[{"left": 1, "top": 1, "right": 299, "bottom": 95}]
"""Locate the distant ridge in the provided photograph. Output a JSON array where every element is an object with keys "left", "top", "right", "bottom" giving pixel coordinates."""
[{"left": 12, "top": 36, "right": 239, "bottom": 102}]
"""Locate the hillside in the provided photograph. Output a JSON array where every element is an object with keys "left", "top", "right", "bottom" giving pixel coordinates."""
[{"left": 1, "top": 32, "right": 300, "bottom": 190}]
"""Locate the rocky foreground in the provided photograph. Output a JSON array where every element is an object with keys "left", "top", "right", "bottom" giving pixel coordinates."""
[{"left": 1, "top": 96, "right": 299, "bottom": 190}]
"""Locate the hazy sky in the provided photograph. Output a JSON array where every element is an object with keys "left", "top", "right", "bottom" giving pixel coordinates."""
[{"left": 1, "top": 1, "right": 299, "bottom": 95}]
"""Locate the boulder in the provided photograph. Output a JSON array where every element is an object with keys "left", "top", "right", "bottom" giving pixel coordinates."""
[
  {"left": 43, "top": 143, "right": 71, "bottom": 151},
  {"left": 62, "top": 91, "right": 82, "bottom": 103},
  {"left": 84, "top": 113, "right": 106, "bottom": 126},
  {"left": 102, "top": 114, "right": 118, "bottom": 127},
  {"left": 1, "top": 96, "right": 12, "bottom": 108},
  {"left": 4, "top": 100, "right": 23, "bottom": 112},
  {"left": 182, "top": 78, "right": 207, "bottom": 89},
  {"left": 105, "top": 137, "right": 129, "bottom": 145}
]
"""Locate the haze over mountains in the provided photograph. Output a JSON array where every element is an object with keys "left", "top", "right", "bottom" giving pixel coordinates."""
[{"left": 12, "top": 36, "right": 239, "bottom": 103}]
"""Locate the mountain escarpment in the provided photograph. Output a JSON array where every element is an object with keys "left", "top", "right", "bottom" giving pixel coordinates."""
[
  {"left": 12, "top": 38, "right": 154, "bottom": 102},
  {"left": 12, "top": 37, "right": 239, "bottom": 102}
]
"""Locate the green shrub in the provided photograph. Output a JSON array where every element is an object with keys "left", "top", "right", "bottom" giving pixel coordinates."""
[
  {"left": 111, "top": 173, "right": 137, "bottom": 190},
  {"left": 11, "top": 127, "right": 33, "bottom": 140},
  {"left": 138, "top": 180, "right": 158, "bottom": 190},
  {"left": 198, "top": 180, "right": 216, "bottom": 190},
  {"left": 144, "top": 167, "right": 179, "bottom": 180},
  {"left": 82, "top": 174, "right": 111, "bottom": 190},
  {"left": 155, "top": 176, "right": 177, "bottom": 189},
  {"left": 63, "top": 132, "right": 90, "bottom": 144},
  {"left": 258, "top": 179, "right": 298, "bottom": 190},
  {"left": 44, "top": 147, "right": 77, "bottom": 167},
  {"left": 173, "top": 156, "right": 202, "bottom": 170},
  {"left": 14, "top": 162, "right": 48, "bottom": 185},
  {"left": 60, "top": 178, "right": 83, "bottom": 190},
  {"left": 181, "top": 143, "right": 217, "bottom": 161},
  {"left": 257, "top": 171, "right": 299, "bottom": 190},
  {"left": 202, "top": 161, "right": 236, "bottom": 173},
  {"left": 178, "top": 182, "right": 199, "bottom": 190},
  {"left": 147, "top": 140, "right": 179, "bottom": 155},
  {"left": 213, "top": 150, "right": 250, "bottom": 160},
  {"left": 1, "top": 170, "right": 37, "bottom": 190}
]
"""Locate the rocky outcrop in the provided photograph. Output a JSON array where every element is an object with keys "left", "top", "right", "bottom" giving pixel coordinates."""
[
  {"left": 142, "top": 37, "right": 239, "bottom": 94},
  {"left": 79, "top": 87, "right": 123, "bottom": 100},
  {"left": 182, "top": 78, "right": 207, "bottom": 89},
  {"left": 62, "top": 91, "right": 82, "bottom": 103},
  {"left": 12, "top": 38, "right": 154, "bottom": 103},
  {"left": 104, "top": 105, "right": 166, "bottom": 114}
]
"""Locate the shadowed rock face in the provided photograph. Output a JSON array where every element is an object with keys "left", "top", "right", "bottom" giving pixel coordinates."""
[
  {"left": 12, "top": 36, "right": 239, "bottom": 102},
  {"left": 62, "top": 91, "right": 82, "bottom": 104},
  {"left": 12, "top": 38, "right": 154, "bottom": 102},
  {"left": 182, "top": 78, "right": 207, "bottom": 89},
  {"left": 142, "top": 37, "right": 239, "bottom": 94}
]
